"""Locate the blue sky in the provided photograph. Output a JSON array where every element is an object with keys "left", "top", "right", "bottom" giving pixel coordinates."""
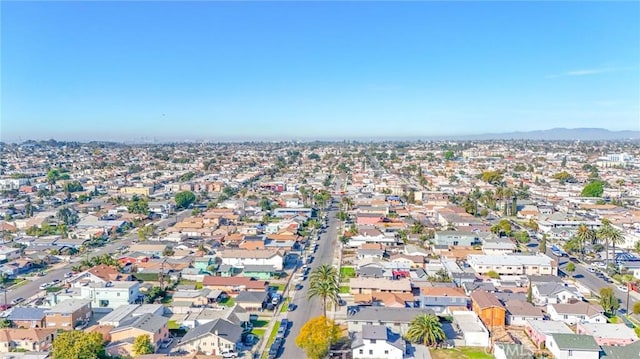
[{"left": 2, "top": 1, "right": 639, "bottom": 141}]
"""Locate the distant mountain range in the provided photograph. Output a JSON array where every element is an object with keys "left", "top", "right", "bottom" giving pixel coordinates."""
[{"left": 431, "top": 128, "right": 640, "bottom": 141}]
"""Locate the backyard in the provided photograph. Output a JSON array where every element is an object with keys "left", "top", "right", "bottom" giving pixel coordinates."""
[{"left": 430, "top": 347, "right": 493, "bottom": 359}]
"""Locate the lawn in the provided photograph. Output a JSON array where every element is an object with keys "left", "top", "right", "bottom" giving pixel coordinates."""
[
  {"left": 168, "top": 320, "right": 181, "bottom": 330},
  {"left": 280, "top": 297, "right": 289, "bottom": 313},
  {"left": 253, "top": 319, "right": 269, "bottom": 328},
  {"left": 430, "top": 347, "right": 493, "bottom": 359},
  {"left": 251, "top": 328, "right": 266, "bottom": 337},
  {"left": 609, "top": 316, "right": 620, "bottom": 324},
  {"left": 339, "top": 285, "right": 350, "bottom": 294},
  {"left": 340, "top": 266, "right": 355, "bottom": 279},
  {"left": 220, "top": 297, "right": 235, "bottom": 307},
  {"left": 270, "top": 283, "right": 286, "bottom": 292},
  {"left": 261, "top": 322, "right": 281, "bottom": 359},
  {"left": 46, "top": 286, "right": 63, "bottom": 293}
]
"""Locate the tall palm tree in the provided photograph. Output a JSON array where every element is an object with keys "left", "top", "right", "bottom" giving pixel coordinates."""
[
  {"left": 575, "top": 224, "right": 595, "bottom": 261},
  {"left": 405, "top": 314, "right": 445, "bottom": 347},
  {"left": 307, "top": 264, "right": 339, "bottom": 317},
  {"left": 598, "top": 219, "right": 624, "bottom": 268}
]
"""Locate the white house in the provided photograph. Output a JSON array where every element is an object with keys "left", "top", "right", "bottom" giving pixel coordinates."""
[
  {"left": 533, "top": 283, "right": 583, "bottom": 305},
  {"left": 52, "top": 281, "right": 141, "bottom": 312},
  {"left": 451, "top": 311, "right": 490, "bottom": 347},
  {"left": 545, "top": 333, "right": 600, "bottom": 359},
  {"left": 467, "top": 254, "right": 558, "bottom": 276},
  {"left": 547, "top": 302, "right": 607, "bottom": 325},
  {"left": 351, "top": 325, "right": 405, "bottom": 359},
  {"left": 219, "top": 249, "right": 284, "bottom": 271}
]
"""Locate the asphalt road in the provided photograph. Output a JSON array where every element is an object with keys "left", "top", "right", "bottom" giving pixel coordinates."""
[
  {"left": 278, "top": 202, "right": 341, "bottom": 358},
  {"left": 3, "top": 210, "right": 191, "bottom": 305},
  {"left": 551, "top": 248, "right": 638, "bottom": 315}
]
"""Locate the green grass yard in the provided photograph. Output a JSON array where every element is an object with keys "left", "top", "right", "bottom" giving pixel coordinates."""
[
  {"left": 280, "top": 297, "right": 290, "bottom": 313},
  {"left": 261, "top": 322, "right": 281, "bottom": 359},
  {"left": 430, "top": 348, "right": 493, "bottom": 359},
  {"left": 339, "top": 285, "right": 350, "bottom": 294},
  {"left": 168, "top": 320, "right": 181, "bottom": 330},
  {"left": 220, "top": 297, "right": 235, "bottom": 307},
  {"left": 340, "top": 267, "right": 355, "bottom": 279}
]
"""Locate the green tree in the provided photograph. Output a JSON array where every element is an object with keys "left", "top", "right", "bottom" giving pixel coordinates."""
[
  {"left": 514, "top": 231, "right": 530, "bottom": 244},
  {"left": 632, "top": 301, "right": 640, "bottom": 315},
  {"left": 565, "top": 262, "right": 576, "bottom": 274},
  {"left": 526, "top": 283, "right": 533, "bottom": 303},
  {"left": 486, "top": 270, "right": 500, "bottom": 279},
  {"left": 336, "top": 211, "right": 348, "bottom": 222},
  {"left": 133, "top": 334, "right": 155, "bottom": 356},
  {"left": 599, "top": 287, "right": 619, "bottom": 315},
  {"left": 410, "top": 221, "right": 425, "bottom": 235},
  {"left": 444, "top": 150, "right": 455, "bottom": 161},
  {"left": 127, "top": 195, "right": 149, "bottom": 215},
  {"left": 51, "top": 331, "right": 105, "bottom": 359},
  {"left": 174, "top": 191, "right": 196, "bottom": 209},
  {"left": 581, "top": 181, "right": 604, "bottom": 197},
  {"left": 405, "top": 314, "right": 445, "bottom": 347},
  {"left": 539, "top": 235, "right": 547, "bottom": 253},
  {"left": 575, "top": 224, "right": 595, "bottom": 261},
  {"left": 552, "top": 171, "right": 575, "bottom": 184},
  {"left": 598, "top": 218, "right": 624, "bottom": 269},
  {"left": 480, "top": 170, "right": 503, "bottom": 184},
  {"left": 47, "top": 169, "right": 61, "bottom": 191},
  {"left": 0, "top": 318, "right": 10, "bottom": 328},
  {"left": 295, "top": 316, "right": 340, "bottom": 359},
  {"left": 308, "top": 264, "right": 339, "bottom": 317},
  {"left": 57, "top": 207, "right": 79, "bottom": 226}
]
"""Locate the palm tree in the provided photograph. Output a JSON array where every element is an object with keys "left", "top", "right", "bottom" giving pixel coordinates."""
[
  {"left": 307, "top": 264, "right": 339, "bottom": 317},
  {"left": 410, "top": 221, "right": 425, "bottom": 235},
  {"left": 575, "top": 224, "right": 595, "bottom": 261},
  {"left": 598, "top": 219, "right": 625, "bottom": 268},
  {"left": 405, "top": 314, "right": 445, "bottom": 347}
]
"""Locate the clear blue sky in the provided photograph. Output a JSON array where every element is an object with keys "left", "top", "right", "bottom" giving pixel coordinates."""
[{"left": 2, "top": 1, "right": 639, "bottom": 141}]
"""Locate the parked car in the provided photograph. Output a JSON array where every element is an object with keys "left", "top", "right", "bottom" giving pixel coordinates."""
[
  {"left": 287, "top": 303, "right": 297, "bottom": 312},
  {"left": 268, "top": 338, "right": 283, "bottom": 359},
  {"left": 64, "top": 272, "right": 74, "bottom": 278},
  {"left": 221, "top": 351, "right": 237, "bottom": 358},
  {"left": 11, "top": 297, "right": 24, "bottom": 305},
  {"left": 39, "top": 283, "right": 50, "bottom": 290}
]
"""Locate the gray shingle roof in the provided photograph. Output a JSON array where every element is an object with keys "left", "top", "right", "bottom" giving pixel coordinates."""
[
  {"left": 7, "top": 307, "right": 46, "bottom": 321},
  {"left": 113, "top": 313, "right": 167, "bottom": 334},
  {"left": 347, "top": 307, "right": 434, "bottom": 323},
  {"left": 180, "top": 318, "right": 242, "bottom": 345},
  {"left": 550, "top": 333, "right": 600, "bottom": 351}
]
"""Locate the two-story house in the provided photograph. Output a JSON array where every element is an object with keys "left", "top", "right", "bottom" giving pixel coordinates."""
[
  {"left": 351, "top": 325, "right": 405, "bottom": 359},
  {"left": 44, "top": 299, "right": 92, "bottom": 329},
  {"left": 419, "top": 287, "right": 468, "bottom": 314}
]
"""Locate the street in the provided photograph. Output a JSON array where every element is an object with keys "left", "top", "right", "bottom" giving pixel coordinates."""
[
  {"left": 550, "top": 248, "right": 639, "bottom": 319},
  {"left": 3, "top": 210, "right": 191, "bottom": 305},
  {"left": 278, "top": 197, "right": 342, "bottom": 358}
]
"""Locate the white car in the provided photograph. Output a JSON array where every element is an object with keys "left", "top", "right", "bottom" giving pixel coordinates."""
[
  {"left": 593, "top": 262, "right": 606, "bottom": 268},
  {"left": 221, "top": 351, "right": 237, "bottom": 358},
  {"left": 618, "top": 285, "right": 629, "bottom": 292},
  {"left": 587, "top": 267, "right": 596, "bottom": 273}
]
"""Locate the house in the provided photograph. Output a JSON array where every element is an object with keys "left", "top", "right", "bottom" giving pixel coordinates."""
[
  {"left": 0, "top": 328, "right": 57, "bottom": 353},
  {"left": 234, "top": 291, "right": 268, "bottom": 311},
  {"left": 504, "top": 300, "right": 544, "bottom": 326},
  {"left": 240, "top": 265, "right": 277, "bottom": 280},
  {"left": 576, "top": 323, "right": 638, "bottom": 346},
  {"left": 419, "top": 287, "right": 468, "bottom": 314},
  {"left": 451, "top": 311, "right": 490, "bottom": 347},
  {"left": 177, "top": 318, "right": 243, "bottom": 355},
  {"left": 181, "top": 305, "right": 250, "bottom": 330},
  {"left": 470, "top": 290, "right": 506, "bottom": 328},
  {"left": 0, "top": 246, "right": 22, "bottom": 262},
  {"left": 434, "top": 231, "right": 481, "bottom": 246},
  {"left": 54, "top": 281, "right": 141, "bottom": 311},
  {"left": 219, "top": 249, "right": 284, "bottom": 271},
  {"left": 533, "top": 283, "right": 583, "bottom": 305},
  {"left": 7, "top": 308, "right": 46, "bottom": 328},
  {"left": 526, "top": 319, "right": 573, "bottom": 348},
  {"left": 482, "top": 240, "right": 517, "bottom": 255},
  {"left": 98, "top": 304, "right": 165, "bottom": 327},
  {"left": 545, "top": 333, "right": 600, "bottom": 359},
  {"left": 467, "top": 254, "right": 558, "bottom": 276},
  {"left": 547, "top": 302, "right": 607, "bottom": 325},
  {"left": 351, "top": 325, "right": 405, "bottom": 359},
  {"left": 107, "top": 314, "right": 169, "bottom": 356},
  {"left": 349, "top": 278, "right": 412, "bottom": 295},
  {"left": 601, "top": 340, "right": 640, "bottom": 359},
  {"left": 347, "top": 307, "right": 435, "bottom": 335},
  {"left": 369, "top": 291, "right": 415, "bottom": 308},
  {"left": 171, "top": 289, "right": 211, "bottom": 308},
  {"left": 44, "top": 299, "right": 92, "bottom": 329},
  {"left": 202, "top": 276, "right": 268, "bottom": 293},
  {"left": 73, "top": 265, "right": 132, "bottom": 284}
]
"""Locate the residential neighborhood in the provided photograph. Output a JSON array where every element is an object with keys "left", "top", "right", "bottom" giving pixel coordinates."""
[{"left": 0, "top": 140, "right": 639, "bottom": 359}]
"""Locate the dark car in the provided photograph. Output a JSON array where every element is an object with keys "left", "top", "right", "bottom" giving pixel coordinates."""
[
  {"left": 287, "top": 303, "right": 297, "bottom": 311},
  {"left": 268, "top": 338, "right": 283, "bottom": 359}
]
